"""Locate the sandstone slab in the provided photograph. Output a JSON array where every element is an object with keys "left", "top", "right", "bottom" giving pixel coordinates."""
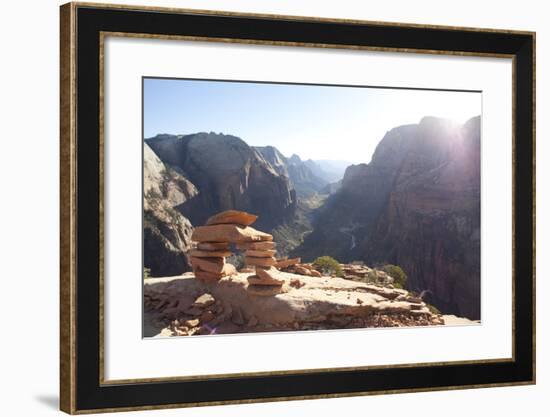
[
  {"left": 245, "top": 256, "right": 277, "bottom": 267},
  {"left": 294, "top": 265, "right": 312, "bottom": 276},
  {"left": 275, "top": 257, "right": 301, "bottom": 268},
  {"left": 245, "top": 249, "right": 277, "bottom": 258},
  {"left": 197, "top": 242, "right": 231, "bottom": 251},
  {"left": 247, "top": 275, "right": 284, "bottom": 286},
  {"left": 190, "top": 256, "right": 225, "bottom": 274},
  {"left": 247, "top": 284, "right": 286, "bottom": 296},
  {"left": 189, "top": 249, "right": 232, "bottom": 258},
  {"left": 255, "top": 266, "right": 286, "bottom": 285},
  {"left": 194, "top": 264, "right": 237, "bottom": 281},
  {"left": 308, "top": 269, "right": 322, "bottom": 278},
  {"left": 206, "top": 210, "right": 258, "bottom": 227},
  {"left": 192, "top": 293, "right": 215, "bottom": 308},
  {"left": 237, "top": 241, "right": 276, "bottom": 251},
  {"left": 192, "top": 224, "right": 273, "bottom": 243},
  {"left": 194, "top": 270, "right": 221, "bottom": 281}
]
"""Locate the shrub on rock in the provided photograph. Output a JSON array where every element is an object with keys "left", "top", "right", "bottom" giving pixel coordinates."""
[
  {"left": 312, "top": 256, "right": 343, "bottom": 277},
  {"left": 381, "top": 264, "right": 408, "bottom": 289}
]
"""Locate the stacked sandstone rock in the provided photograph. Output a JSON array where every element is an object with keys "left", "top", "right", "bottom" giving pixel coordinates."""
[
  {"left": 238, "top": 240, "right": 287, "bottom": 296},
  {"left": 190, "top": 210, "right": 286, "bottom": 296},
  {"left": 276, "top": 258, "right": 322, "bottom": 278},
  {"left": 190, "top": 210, "right": 260, "bottom": 281},
  {"left": 189, "top": 241, "right": 236, "bottom": 282}
]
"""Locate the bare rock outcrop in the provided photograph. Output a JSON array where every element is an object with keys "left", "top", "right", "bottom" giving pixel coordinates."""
[
  {"left": 143, "top": 272, "right": 454, "bottom": 337},
  {"left": 143, "top": 143, "right": 197, "bottom": 276}
]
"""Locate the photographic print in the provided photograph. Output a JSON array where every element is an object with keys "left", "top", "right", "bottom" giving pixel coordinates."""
[{"left": 142, "top": 78, "right": 482, "bottom": 337}]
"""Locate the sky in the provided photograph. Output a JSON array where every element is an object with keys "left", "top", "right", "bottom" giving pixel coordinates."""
[{"left": 143, "top": 78, "right": 481, "bottom": 164}]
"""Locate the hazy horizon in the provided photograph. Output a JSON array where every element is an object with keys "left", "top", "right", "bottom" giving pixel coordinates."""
[{"left": 144, "top": 78, "right": 481, "bottom": 163}]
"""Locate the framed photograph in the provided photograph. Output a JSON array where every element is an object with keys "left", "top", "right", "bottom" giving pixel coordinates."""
[{"left": 60, "top": 2, "right": 535, "bottom": 414}]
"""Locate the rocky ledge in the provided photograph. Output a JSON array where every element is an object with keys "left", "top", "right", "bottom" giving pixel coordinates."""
[{"left": 144, "top": 272, "right": 477, "bottom": 337}]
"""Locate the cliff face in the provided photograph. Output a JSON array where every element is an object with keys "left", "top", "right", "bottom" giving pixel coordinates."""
[
  {"left": 143, "top": 143, "right": 197, "bottom": 277},
  {"left": 293, "top": 116, "right": 481, "bottom": 319},
  {"left": 367, "top": 117, "right": 481, "bottom": 319},
  {"left": 146, "top": 133, "right": 297, "bottom": 232},
  {"left": 254, "top": 146, "right": 289, "bottom": 177}
]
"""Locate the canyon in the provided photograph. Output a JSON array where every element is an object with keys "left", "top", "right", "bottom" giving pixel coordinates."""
[{"left": 143, "top": 116, "right": 481, "bottom": 319}]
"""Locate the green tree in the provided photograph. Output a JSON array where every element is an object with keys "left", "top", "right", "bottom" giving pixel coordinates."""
[
  {"left": 312, "top": 256, "right": 343, "bottom": 276},
  {"left": 381, "top": 264, "right": 407, "bottom": 289}
]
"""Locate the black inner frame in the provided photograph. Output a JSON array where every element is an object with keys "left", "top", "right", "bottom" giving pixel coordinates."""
[{"left": 74, "top": 5, "right": 534, "bottom": 411}]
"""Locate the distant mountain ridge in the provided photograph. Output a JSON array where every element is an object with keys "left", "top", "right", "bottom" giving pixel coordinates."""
[
  {"left": 254, "top": 146, "right": 328, "bottom": 197},
  {"left": 305, "top": 159, "right": 351, "bottom": 184},
  {"left": 146, "top": 132, "right": 297, "bottom": 232}
]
